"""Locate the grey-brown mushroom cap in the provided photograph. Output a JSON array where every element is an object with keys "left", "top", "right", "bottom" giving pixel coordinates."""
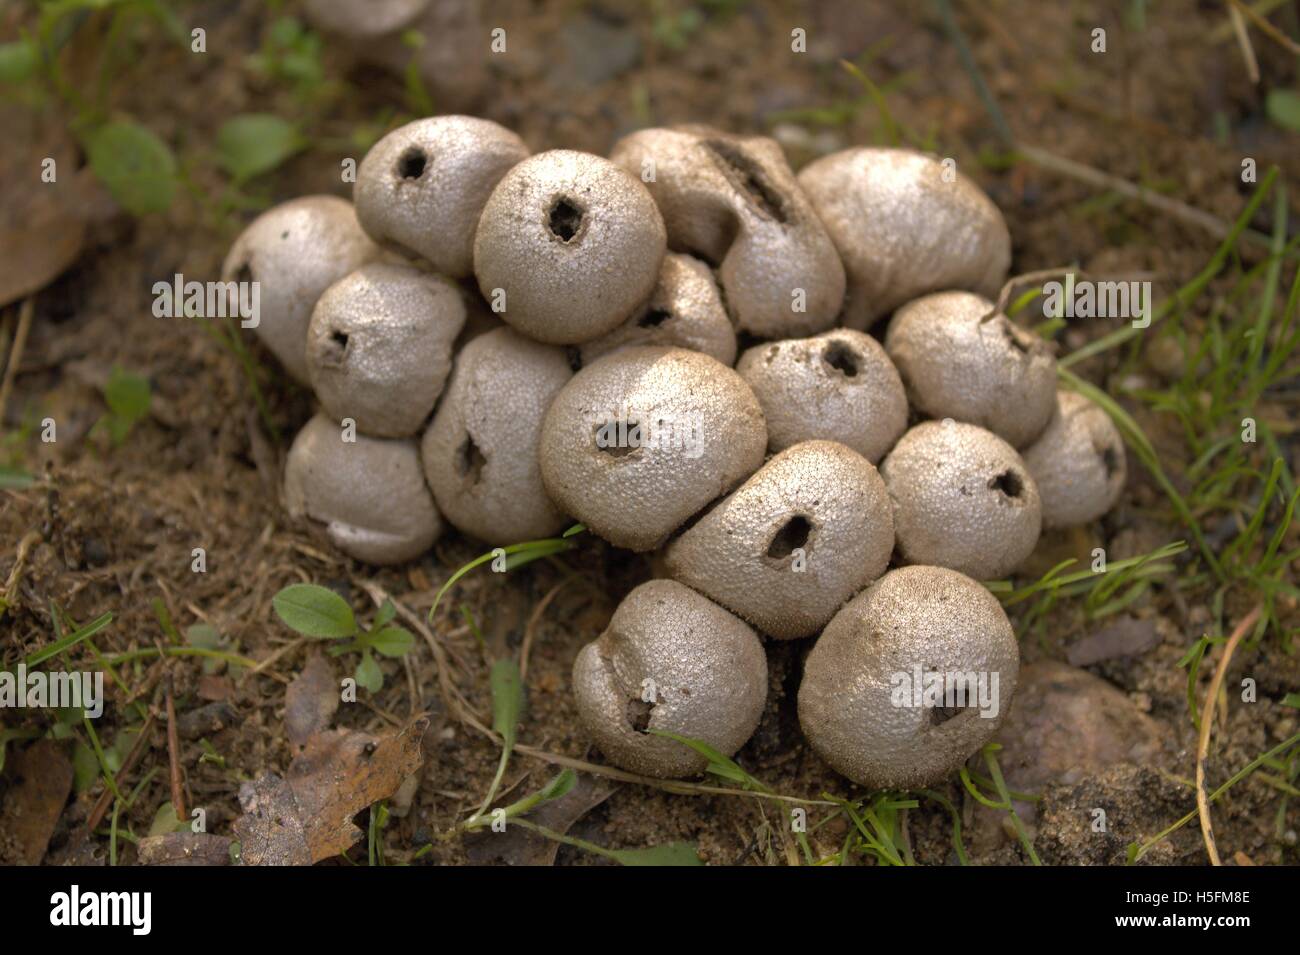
[
  {"left": 571, "top": 579, "right": 768, "bottom": 778},
  {"left": 303, "top": 0, "right": 428, "bottom": 37},
  {"left": 422, "top": 327, "right": 572, "bottom": 544},
  {"left": 665, "top": 441, "right": 894, "bottom": 639},
  {"left": 880, "top": 421, "right": 1042, "bottom": 580},
  {"left": 579, "top": 253, "right": 737, "bottom": 366},
  {"left": 284, "top": 413, "right": 442, "bottom": 565},
  {"left": 609, "top": 126, "right": 845, "bottom": 339},
  {"left": 221, "top": 196, "right": 380, "bottom": 383},
  {"left": 885, "top": 291, "right": 1057, "bottom": 449},
  {"left": 798, "top": 565, "right": 1019, "bottom": 790},
  {"left": 354, "top": 116, "right": 529, "bottom": 277},
  {"left": 797, "top": 147, "right": 1011, "bottom": 330},
  {"left": 473, "top": 150, "right": 666, "bottom": 344},
  {"left": 736, "top": 329, "right": 908, "bottom": 463},
  {"left": 539, "top": 346, "right": 767, "bottom": 552},
  {"left": 306, "top": 261, "right": 466, "bottom": 439},
  {"left": 1021, "top": 390, "right": 1127, "bottom": 528}
]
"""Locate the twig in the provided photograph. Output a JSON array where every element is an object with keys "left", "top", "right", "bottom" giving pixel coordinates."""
[
  {"left": 1226, "top": 1, "right": 1261, "bottom": 84},
  {"left": 1196, "top": 604, "right": 1262, "bottom": 865},
  {"left": 1228, "top": 0, "right": 1300, "bottom": 55},
  {"left": 519, "top": 578, "right": 570, "bottom": 682},
  {"left": 84, "top": 713, "right": 157, "bottom": 835},
  {"left": 0, "top": 297, "right": 34, "bottom": 427},
  {"left": 165, "top": 678, "right": 186, "bottom": 823}
]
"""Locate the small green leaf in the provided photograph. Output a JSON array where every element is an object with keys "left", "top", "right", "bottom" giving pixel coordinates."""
[
  {"left": 610, "top": 842, "right": 703, "bottom": 866},
  {"left": 1266, "top": 90, "right": 1300, "bottom": 133},
  {"left": 1282, "top": 692, "right": 1300, "bottom": 709},
  {"left": 86, "top": 120, "right": 176, "bottom": 216},
  {"left": 0, "top": 40, "right": 37, "bottom": 84},
  {"left": 102, "top": 367, "right": 151, "bottom": 445},
  {"left": 535, "top": 769, "right": 577, "bottom": 803},
  {"left": 366, "top": 625, "right": 414, "bottom": 658},
  {"left": 490, "top": 658, "right": 523, "bottom": 749},
  {"left": 216, "top": 113, "right": 304, "bottom": 182},
  {"left": 149, "top": 802, "right": 189, "bottom": 836},
  {"left": 650, "top": 730, "right": 770, "bottom": 792},
  {"left": 355, "top": 650, "right": 382, "bottom": 693},
  {"left": 272, "top": 584, "right": 357, "bottom": 638},
  {"left": 373, "top": 599, "right": 397, "bottom": 629},
  {"left": 72, "top": 741, "right": 100, "bottom": 793},
  {"left": 0, "top": 467, "right": 34, "bottom": 490}
]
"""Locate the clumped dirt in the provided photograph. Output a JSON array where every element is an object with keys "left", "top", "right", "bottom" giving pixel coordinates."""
[{"left": 2, "top": 0, "right": 1298, "bottom": 866}]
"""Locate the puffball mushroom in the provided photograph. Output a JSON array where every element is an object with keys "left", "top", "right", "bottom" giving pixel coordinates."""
[
  {"left": 885, "top": 291, "right": 1057, "bottom": 449},
  {"left": 609, "top": 125, "right": 844, "bottom": 339},
  {"left": 572, "top": 579, "right": 767, "bottom": 778},
  {"left": 539, "top": 346, "right": 767, "bottom": 552},
  {"left": 579, "top": 253, "right": 737, "bottom": 367},
  {"left": 665, "top": 440, "right": 894, "bottom": 639},
  {"left": 736, "top": 328, "right": 908, "bottom": 463},
  {"left": 421, "top": 327, "right": 572, "bottom": 544},
  {"left": 305, "top": 261, "right": 466, "bottom": 439},
  {"left": 880, "top": 421, "right": 1041, "bottom": 580},
  {"left": 354, "top": 116, "right": 529, "bottom": 277},
  {"left": 302, "top": 0, "right": 428, "bottom": 36},
  {"left": 473, "top": 150, "right": 666, "bottom": 344},
  {"left": 285, "top": 412, "right": 442, "bottom": 565},
  {"left": 797, "top": 147, "right": 1011, "bottom": 330},
  {"left": 798, "top": 565, "right": 1019, "bottom": 790},
  {"left": 1021, "top": 390, "right": 1127, "bottom": 528},
  {"left": 221, "top": 195, "right": 380, "bottom": 383}
]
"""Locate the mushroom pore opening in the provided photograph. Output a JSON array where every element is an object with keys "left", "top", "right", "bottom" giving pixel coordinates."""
[
  {"left": 548, "top": 197, "right": 585, "bottom": 242},
  {"left": 767, "top": 514, "right": 812, "bottom": 559},
  {"left": 988, "top": 470, "right": 1024, "bottom": 499},
  {"left": 456, "top": 434, "right": 487, "bottom": 484},
  {"left": 701, "top": 138, "right": 788, "bottom": 223},
  {"left": 626, "top": 697, "right": 654, "bottom": 733},
  {"left": 593, "top": 418, "right": 641, "bottom": 457},
  {"left": 1100, "top": 444, "right": 1120, "bottom": 479},
  {"left": 396, "top": 147, "right": 427, "bottom": 180},
  {"left": 822, "top": 341, "right": 860, "bottom": 378},
  {"left": 638, "top": 308, "right": 672, "bottom": 328}
]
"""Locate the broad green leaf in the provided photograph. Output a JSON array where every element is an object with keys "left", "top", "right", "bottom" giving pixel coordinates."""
[
  {"left": 490, "top": 658, "right": 522, "bottom": 749},
  {"left": 272, "top": 584, "right": 357, "bottom": 638},
  {"left": 366, "top": 625, "right": 413, "bottom": 658},
  {"left": 86, "top": 120, "right": 176, "bottom": 216},
  {"left": 610, "top": 842, "right": 703, "bottom": 866},
  {"left": 216, "top": 114, "right": 303, "bottom": 182},
  {"left": 1266, "top": 90, "right": 1300, "bottom": 133},
  {"left": 354, "top": 650, "right": 382, "bottom": 693}
]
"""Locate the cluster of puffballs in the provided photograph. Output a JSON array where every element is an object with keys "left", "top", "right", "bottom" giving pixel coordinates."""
[{"left": 221, "top": 116, "right": 1128, "bottom": 791}]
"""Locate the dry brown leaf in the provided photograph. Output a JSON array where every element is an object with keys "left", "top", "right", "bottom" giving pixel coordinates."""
[
  {"left": 284, "top": 654, "right": 339, "bottom": 747},
  {"left": 0, "top": 111, "right": 94, "bottom": 307},
  {"left": 0, "top": 739, "right": 74, "bottom": 864},
  {"left": 137, "top": 831, "right": 233, "bottom": 866},
  {"left": 233, "top": 714, "right": 428, "bottom": 865}
]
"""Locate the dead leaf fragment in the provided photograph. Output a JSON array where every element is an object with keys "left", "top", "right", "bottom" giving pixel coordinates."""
[
  {"left": 233, "top": 715, "right": 428, "bottom": 865},
  {"left": 285, "top": 654, "right": 339, "bottom": 747},
  {"left": 466, "top": 771, "right": 615, "bottom": 866},
  {"left": 0, "top": 739, "right": 74, "bottom": 864},
  {"left": 137, "top": 831, "right": 233, "bottom": 866}
]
